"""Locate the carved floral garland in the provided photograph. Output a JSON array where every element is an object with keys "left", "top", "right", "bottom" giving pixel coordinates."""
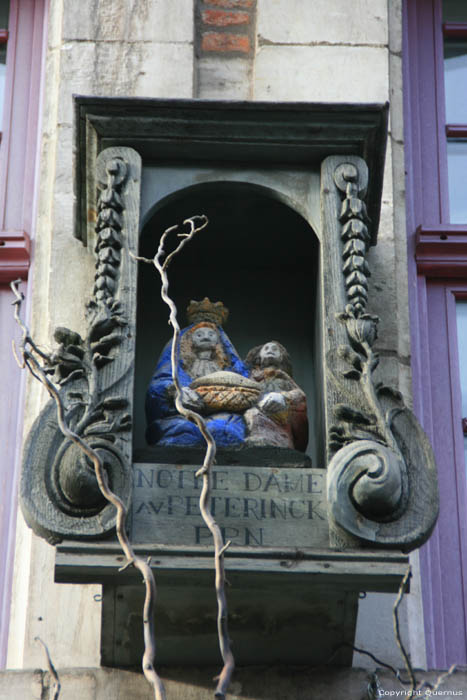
[
  {"left": 44, "top": 158, "right": 132, "bottom": 518},
  {"left": 328, "top": 163, "right": 408, "bottom": 526}
]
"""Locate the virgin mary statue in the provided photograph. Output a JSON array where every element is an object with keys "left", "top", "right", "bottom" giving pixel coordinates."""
[{"left": 145, "top": 298, "right": 251, "bottom": 447}]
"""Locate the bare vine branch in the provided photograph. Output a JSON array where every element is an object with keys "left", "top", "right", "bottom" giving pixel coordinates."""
[
  {"left": 428, "top": 664, "right": 459, "bottom": 693},
  {"left": 393, "top": 566, "right": 416, "bottom": 692},
  {"left": 35, "top": 636, "right": 61, "bottom": 700},
  {"left": 132, "top": 214, "right": 235, "bottom": 699},
  {"left": 392, "top": 566, "right": 460, "bottom": 697},
  {"left": 327, "top": 642, "right": 403, "bottom": 679},
  {"left": 12, "top": 279, "right": 166, "bottom": 700},
  {"left": 330, "top": 566, "right": 460, "bottom": 699}
]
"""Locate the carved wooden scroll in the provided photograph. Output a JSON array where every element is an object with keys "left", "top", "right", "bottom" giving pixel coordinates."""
[
  {"left": 321, "top": 156, "right": 439, "bottom": 552},
  {"left": 20, "top": 148, "right": 141, "bottom": 543}
]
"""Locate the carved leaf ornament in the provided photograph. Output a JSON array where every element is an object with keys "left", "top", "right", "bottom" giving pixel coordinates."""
[
  {"left": 326, "top": 161, "right": 439, "bottom": 551},
  {"left": 19, "top": 151, "right": 139, "bottom": 542}
]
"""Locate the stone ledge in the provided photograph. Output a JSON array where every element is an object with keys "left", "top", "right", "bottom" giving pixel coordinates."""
[{"left": 1, "top": 666, "right": 466, "bottom": 699}]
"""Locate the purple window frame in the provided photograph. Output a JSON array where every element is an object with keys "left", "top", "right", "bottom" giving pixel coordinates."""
[
  {"left": 422, "top": 282, "right": 467, "bottom": 665},
  {"left": 404, "top": 0, "right": 467, "bottom": 668},
  {"left": 0, "top": 0, "right": 48, "bottom": 668}
]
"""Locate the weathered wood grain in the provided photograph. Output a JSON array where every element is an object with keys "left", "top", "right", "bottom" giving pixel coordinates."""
[
  {"left": 131, "top": 464, "right": 328, "bottom": 548},
  {"left": 321, "top": 155, "right": 439, "bottom": 551},
  {"left": 20, "top": 147, "right": 141, "bottom": 542}
]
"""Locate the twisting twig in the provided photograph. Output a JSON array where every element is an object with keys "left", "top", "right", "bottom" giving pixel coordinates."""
[
  {"left": 426, "top": 664, "right": 458, "bottom": 693},
  {"left": 431, "top": 664, "right": 458, "bottom": 691},
  {"left": 391, "top": 566, "right": 459, "bottom": 698},
  {"left": 11, "top": 279, "right": 166, "bottom": 700},
  {"left": 329, "top": 567, "right": 460, "bottom": 699},
  {"left": 35, "top": 637, "right": 61, "bottom": 700},
  {"left": 132, "top": 214, "right": 235, "bottom": 699},
  {"left": 393, "top": 566, "right": 415, "bottom": 692},
  {"left": 326, "top": 641, "right": 403, "bottom": 679},
  {"left": 413, "top": 664, "right": 459, "bottom": 696}
]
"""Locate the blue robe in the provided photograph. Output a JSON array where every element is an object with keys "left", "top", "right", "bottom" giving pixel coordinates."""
[{"left": 145, "top": 324, "right": 249, "bottom": 447}]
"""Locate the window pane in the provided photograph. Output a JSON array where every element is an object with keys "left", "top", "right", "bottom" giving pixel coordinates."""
[
  {"left": 443, "top": 0, "right": 467, "bottom": 23},
  {"left": 447, "top": 140, "right": 467, "bottom": 222},
  {"left": 444, "top": 40, "right": 467, "bottom": 122},
  {"left": 0, "top": 0, "right": 9, "bottom": 30}
]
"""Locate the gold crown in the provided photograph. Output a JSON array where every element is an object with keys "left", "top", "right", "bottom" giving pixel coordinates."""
[{"left": 186, "top": 297, "right": 229, "bottom": 326}]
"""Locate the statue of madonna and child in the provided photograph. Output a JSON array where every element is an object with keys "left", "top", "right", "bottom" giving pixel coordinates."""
[{"left": 145, "top": 298, "right": 308, "bottom": 453}]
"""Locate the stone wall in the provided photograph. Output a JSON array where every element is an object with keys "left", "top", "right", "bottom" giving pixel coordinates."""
[
  {"left": 8, "top": 0, "right": 194, "bottom": 670},
  {"left": 7, "top": 0, "right": 424, "bottom": 680}
]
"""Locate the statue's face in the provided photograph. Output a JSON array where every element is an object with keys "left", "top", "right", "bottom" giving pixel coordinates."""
[
  {"left": 191, "top": 326, "right": 219, "bottom": 352},
  {"left": 260, "top": 342, "right": 282, "bottom": 365}
]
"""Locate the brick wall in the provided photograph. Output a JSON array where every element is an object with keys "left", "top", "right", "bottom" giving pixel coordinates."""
[
  {"left": 195, "top": 0, "right": 257, "bottom": 97},
  {"left": 198, "top": 0, "right": 256, "bottom": 56}
]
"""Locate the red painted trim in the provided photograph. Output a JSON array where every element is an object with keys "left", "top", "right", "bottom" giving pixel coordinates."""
[
  {"left": 443, "top": 22, "right": 467, "bottom": 37},
  {"left": 415, "top": 226, "right": 467, "bottom": 276},
  {"left": 0, "top": 230, "right": 30, "bottom": 282},
  {"left": 0, "top": 0, "right": 47, "bottom": 287},
  {"left": 446, "top": 125, "right": 467, "bottom": 137},
  {"left": 417, "top": 223, "right": 467, "bottom": 235}
]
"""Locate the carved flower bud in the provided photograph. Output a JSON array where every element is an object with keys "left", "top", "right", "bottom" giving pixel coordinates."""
[
  {"left": 343, "top": 237, "right": 367, "bottom": 258},
  {"left": 98, "top": 246, "right": 120, "bottom": 264},
  {"left": 98, "top": 187, "right": 123, "bottom": 212},
  {"left": 96, "top": 208, "right": 122, "bottom": 231},
  {"left": 339, "top": 197, "right": 370, "bottom": 224},
  {"left": 341, "top": 219, "right": 370, "bottom": 242},
  {"left": 96, "top": 227, "right": 122, "bottom": 252},
  {"left": 346, "top": 314, "right": 379, "bottom": 349}
]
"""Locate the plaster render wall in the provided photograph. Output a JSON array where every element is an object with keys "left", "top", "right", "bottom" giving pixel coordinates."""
[
  {"left": 7, "top": 0, "right": 423, "bottom": 680},
  {"left": 254, "top": 0, "right": 409, "bottom": 379},
  {"left": 7, "top": 0, "right": 195, "bottom": 670},
  {"left": 252, "top": 0, "right": 422, "bottom": 671}
]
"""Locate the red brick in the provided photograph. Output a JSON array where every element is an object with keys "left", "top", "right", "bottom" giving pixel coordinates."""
[
  {"left": 201, "top": 32, "right": 250, "bottom": 53},
  {"left": 205, "top": 0, "right": 254, "bottom": 8},
  {"left": 202, "top": 9, "right": 250, "bottom": 27}
]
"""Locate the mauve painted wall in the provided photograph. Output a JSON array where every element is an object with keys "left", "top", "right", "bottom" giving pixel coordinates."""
[
  {"left": 0, "top": 288, "right": 28, "bottom": 666},
  {"left": 403, "top": 0, "right": 467, "bottom": 668},
  {"left": 0, "top": 0, "right": 48, "bottom": 667}
]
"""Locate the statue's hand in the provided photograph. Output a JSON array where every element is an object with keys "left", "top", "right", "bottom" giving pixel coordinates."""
[
  {"left": 259, "top": 392, "right": 287, "bottom": 416},
  {"left": 180, "top": 387, "right": 205, "bottom": 412}
]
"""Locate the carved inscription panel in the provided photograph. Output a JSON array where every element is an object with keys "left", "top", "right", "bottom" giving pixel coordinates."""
[{"left": 131, "top": 464, "right": 328, "bottom": 548}]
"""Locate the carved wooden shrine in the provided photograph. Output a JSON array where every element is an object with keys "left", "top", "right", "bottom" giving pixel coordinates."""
[{"left": 20, "top": 99, "right": 438, "bottom": 667}]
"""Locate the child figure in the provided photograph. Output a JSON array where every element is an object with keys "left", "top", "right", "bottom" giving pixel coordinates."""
[{"left": 244, "top": 341, "right": 308, "bottom": 452}]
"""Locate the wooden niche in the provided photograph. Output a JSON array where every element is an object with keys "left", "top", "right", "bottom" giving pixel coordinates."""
[{"left": 20, "top": 98, "right": 438, "bottom": 667}]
